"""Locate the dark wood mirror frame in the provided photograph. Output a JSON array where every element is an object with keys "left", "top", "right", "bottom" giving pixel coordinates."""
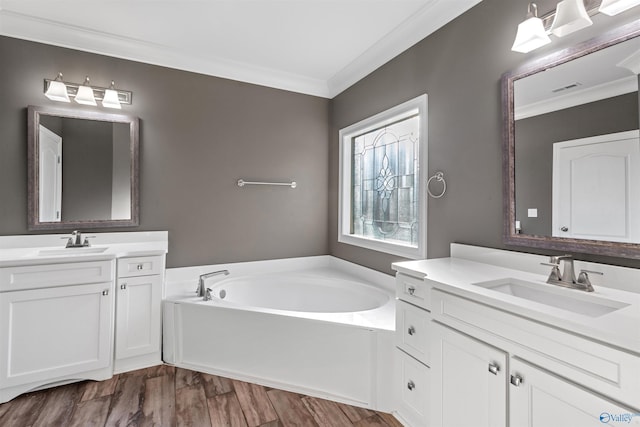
[
  {"left": 27, "top": 105, "right": 140, "bottom": 231},
  {"left": 502, "top": 19, "right": 640, "bottom": 258}
]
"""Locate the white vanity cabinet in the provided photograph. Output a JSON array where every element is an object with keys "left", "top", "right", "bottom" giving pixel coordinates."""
[
  {"left": 114, "top": 255, "right": 164, "bottom": 373},
  {"left": 394, "top": 272, "right": 433, "bottom": 427},
  {"left": 430, "top": 288, "right": 640, "bottom": 427},
  {"left": 0, "top": 260, "right": 115, "bottom": 403}
]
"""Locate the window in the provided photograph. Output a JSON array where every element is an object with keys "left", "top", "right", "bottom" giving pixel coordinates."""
[{"left": 338, "top": 95, "right": 427, "bottom": 258}]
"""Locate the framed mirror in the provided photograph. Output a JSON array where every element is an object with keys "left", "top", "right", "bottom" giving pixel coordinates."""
[
  {"left": 27, "top": 105, "right": 139, "bottom": 230},
  {"left": 502, "top": 20, "right": 640, "bottom": 258}
]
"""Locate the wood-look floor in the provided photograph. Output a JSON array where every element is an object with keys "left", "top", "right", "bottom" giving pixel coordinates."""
[{"left": 0, "top": 365, "right": 403, "bottom": 427}]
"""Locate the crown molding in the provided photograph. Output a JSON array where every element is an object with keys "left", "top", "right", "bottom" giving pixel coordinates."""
[
  {"left": 515, "top": 75, "right": 638, "bottom": 120},
  {"left": 327, "top": 0, "right": 482, "bottom": 97},
  {"left": 0, "top": 1, "right": 481, "bottom": 99},
  {"left": 0, "top": 9, "right": 331, "bottom": 97}
]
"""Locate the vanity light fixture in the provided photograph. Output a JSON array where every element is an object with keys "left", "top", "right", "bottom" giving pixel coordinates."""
[
  {"left": 102, "top": 81, "right": 121, "bottom": 109},
  {"left": 551, "top": 0, "right": 593, "bottom": 37},
  {"left": 512, "top": 0, "right": 639, "bottom": 53},
  {"left": 599, "top": 0, "right": 640, "bottom": 15},
  {"left": 512, "top": 3, "right": 551, "bottom": 53},
  {"left": 43, "top": 73, "right": 133, "bottom": 107},
  {"left": 74, "top": 76, "right": 97, "bottom": 106},
  {"left": 44, "top": 73, "right": 70, "bottom": 102}
]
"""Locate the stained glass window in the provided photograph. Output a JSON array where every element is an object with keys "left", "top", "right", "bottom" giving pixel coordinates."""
[
  {"left": 338, "top": 95, "right": 426, "bottom": 258},
  {"left": 350, "top": 115, "right": 420, "bottom": 247}
]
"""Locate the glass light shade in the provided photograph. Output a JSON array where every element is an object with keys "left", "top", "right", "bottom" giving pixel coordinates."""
[
  {"left": 75, "top": 84, "right": 97, "bottom": 106},
  {"left": 599, "top": 0, "right": 640, "bottom": 15},
  {"left": 102, "top": 88, "right": 121, "bottom": 109},
  {"left": 512, "top": 16, "right": 551, "bottom": 53},
  {"left": 44, "top": 80, "right": 70, "bottom": 102},
  {"left": 551, "top": 0, "right": 593, "bottom": 37}
]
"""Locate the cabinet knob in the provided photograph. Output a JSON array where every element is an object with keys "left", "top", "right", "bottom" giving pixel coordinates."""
[
  {"left": 137, "top": 264, "right": 144, "bottom": 270},
  {"left": 488, "top": 363, "right": 500, "bottom": 375},
  {"left": 407, "top": 286, "right": 416, "bottom": 295},
  {"left": 407, "top": 326, "right": 416, "bottom": 336},
  {"left": 407, "top": 380, "right": 415, "bottom": 391},
  {"left": 561, "top": 226, "right": 569, "bottom": 232},
  {"left": 510, "top": 374, "right": 523, "bottom": 387},
  {"left": 102, "top": 289, "right": 109, "bottom": 296},
  {"left": 120, "top": 284, "right": 127, "bottom": 290}
]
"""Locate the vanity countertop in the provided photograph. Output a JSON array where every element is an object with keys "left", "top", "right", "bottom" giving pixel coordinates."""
[
  {"left": 0, "top": 231, "right": 168, "bottom": 267},
  {"left": 393, "top": 257, "right": 640, "bottom": 354}
]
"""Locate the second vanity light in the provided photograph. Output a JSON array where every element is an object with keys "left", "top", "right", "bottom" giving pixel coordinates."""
[
  {"left": 512, "top": 0, "right": 640, "bottom": 53},
  {"left": 44, "top": 73, "right": 133, "bottom": 109}
]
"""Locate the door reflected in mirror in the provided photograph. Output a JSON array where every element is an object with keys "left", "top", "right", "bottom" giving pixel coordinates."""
[{"left": 28, "top": 105, "right": 139, "bottom": 230}]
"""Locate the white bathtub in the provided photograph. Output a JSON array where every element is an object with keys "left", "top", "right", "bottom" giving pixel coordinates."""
[{"left": 163, "top": 256, "right": 396, "bottom": 410}]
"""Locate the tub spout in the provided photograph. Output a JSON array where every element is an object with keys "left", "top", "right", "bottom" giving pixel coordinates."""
[{"left": 196, "top": 269, "right": 230, "bottom": 299}]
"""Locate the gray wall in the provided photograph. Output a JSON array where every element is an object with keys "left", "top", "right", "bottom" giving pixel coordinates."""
[
  {"left": 0, "top": 36, "right": 329, "bottom": 268},
  {"left": 62, "top": 118, "right": 114, "bottom": 221},
  {"left": 2, "top": 1, "right": 639, "bottom": 272},
  {"left": 329, "top": 0, "right": 640, "bottom": 273},
  {"left": 515, "top": 92, "right": 639, "bottom": 236}
]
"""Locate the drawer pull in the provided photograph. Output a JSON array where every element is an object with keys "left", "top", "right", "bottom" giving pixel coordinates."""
[
  {"left": 407, "top": 286, "right": 416, "bottom": 295},
  {"left": 120, "top": 284, "right": 127, "bottom": 290},
  {"left": 136, "top": 264, "right": 144, "bottom": 270},
  {"left": 408, "top": 326, "right": 416, "bottom": 336},
  {"left": 488, "top": 363, "right": 500, "bottom": 375},
  {"left": 407, "top": 380, "right": 415, "bottom": 391},
  {"left": 102, "top": 289, "right": 109, "bottom": 296},
  {"left": 510, "top": 374, "right": 523, "bottom": 387}
]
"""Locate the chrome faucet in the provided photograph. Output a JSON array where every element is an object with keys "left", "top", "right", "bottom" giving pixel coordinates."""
[
  {"left": 541, "top": 255, "right": 602, "bottom": 292},
  {"left": 65, "top": 230, "right": 93, "bottom": 248},
  {"left": 196, "top": 269, "right": 230, "bottom": 300}
]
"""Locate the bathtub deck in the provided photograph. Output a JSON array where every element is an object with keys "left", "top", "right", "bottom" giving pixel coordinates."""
[{"left": 0, "top": 365, "right": 402, "bottom": 427}]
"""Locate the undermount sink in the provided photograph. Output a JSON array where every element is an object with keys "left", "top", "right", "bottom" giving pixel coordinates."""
[
  {"left": 37, "top": 247, "right": 109, "bottom": 256},
  {"left": 473, "top": 278, "right": 629, "bottom": 317}
]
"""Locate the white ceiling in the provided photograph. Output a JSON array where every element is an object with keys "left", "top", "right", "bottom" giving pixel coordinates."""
[{"left": 0, "top": 0, "right": 481, "bottom": 98}]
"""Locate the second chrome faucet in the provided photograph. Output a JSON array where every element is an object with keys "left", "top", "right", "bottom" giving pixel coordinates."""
[{"left": 541, "top": 255, "right": 602, "bottom": 292}]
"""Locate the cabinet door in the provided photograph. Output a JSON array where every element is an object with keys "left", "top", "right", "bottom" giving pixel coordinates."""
[
  {"left": 510, "top": 358, "right": 640, "bottom": 427},
  {"left": 431, "top": 322, "right": 507, "bottom": 427},
  {"left": 0, "top": 283, "right": 113, "bottom": 387},
  {"left": 115, "top": 275, "right": 161, "bottom": 359}
]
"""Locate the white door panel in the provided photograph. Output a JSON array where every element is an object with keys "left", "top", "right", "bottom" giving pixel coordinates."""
[
  {"left": 553, "top": 130, "right": 640, "bottom": 242},
  {"left": 38, "top": 125, "right": 62, "bottom": 222}
]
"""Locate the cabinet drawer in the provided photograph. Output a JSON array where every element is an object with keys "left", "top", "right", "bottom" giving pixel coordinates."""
[
  {"left": 396, "top": 300, "right": 431, "bottom": 366},
  {"left": 432, "top": 289, "right": 640, "bottom": 409},
  {"left": 117, "top": 256, "right": 164, "bottom": 278},
  {"left": 397, "top": 349, "right": 430, "bottom": 427},
  {"left": 0, "top": 261, "right": 114, "bottom": 291},
  {"left": 396, "top": 273, "right": 431, "bottom": 310}
]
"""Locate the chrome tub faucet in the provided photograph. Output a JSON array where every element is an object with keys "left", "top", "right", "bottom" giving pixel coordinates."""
[{"left": 196, "top": 269, "right": 230, "bottom": 300}]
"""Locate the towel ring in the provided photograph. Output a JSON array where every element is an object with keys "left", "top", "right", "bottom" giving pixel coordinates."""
[{"left": 427, "top": 171, "right": 446, "bottom": 198}]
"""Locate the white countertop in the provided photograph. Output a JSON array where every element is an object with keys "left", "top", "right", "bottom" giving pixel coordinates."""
[
  {"left": 0, "top": 231, "right": 168, "bottom": 267},
  {"left": 393, "top": 257, "right": 640, "bottom": 354}
]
